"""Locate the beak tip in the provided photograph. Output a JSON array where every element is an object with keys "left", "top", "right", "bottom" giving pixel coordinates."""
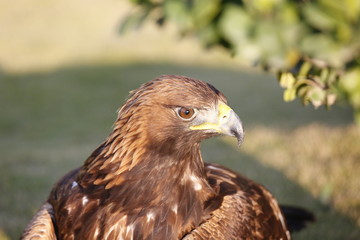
[
  {"left": 225, "top": 109, "right": 244, "bottom": 147},
  {"left": 238, "top": 135, "right": 244, "bottom": 146},
  {"left": 231, "top": 128, "right": 244, "bottom": 147}
]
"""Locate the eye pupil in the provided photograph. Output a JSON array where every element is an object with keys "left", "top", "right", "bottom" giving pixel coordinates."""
[{"left": 178, "top": 107, "right": 195, "bottom": 119}]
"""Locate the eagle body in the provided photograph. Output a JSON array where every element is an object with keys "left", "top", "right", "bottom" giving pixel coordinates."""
[{"left": 22, "top": 75, "right": 290, "bottom": 240}]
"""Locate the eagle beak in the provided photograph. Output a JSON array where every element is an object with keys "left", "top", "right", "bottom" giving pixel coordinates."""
[
  {"left": 217, "top": 103, "right": 244, "bottom": 146},
  {"left": 190, "top": 103, "right": 244, "bottom": 146}
]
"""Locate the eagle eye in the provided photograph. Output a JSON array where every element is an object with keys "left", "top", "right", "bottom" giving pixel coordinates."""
[{"left": 177, "top": 107, "right": 195, "bottom": 120}]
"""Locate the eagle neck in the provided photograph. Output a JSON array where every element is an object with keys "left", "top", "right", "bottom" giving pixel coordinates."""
[{"left": 79, "top": 132, "right": 214, "bottom": 239}]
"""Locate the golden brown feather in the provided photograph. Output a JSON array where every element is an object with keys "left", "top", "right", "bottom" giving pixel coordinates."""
[
  {"left": 21, "top": 75, "right": 291, "bottom": 240},
  {"left": 21, "top": 202, "right": 56, "bottom": 240},
  {"left": 183, "top": 163, "right": 290, "bottom": 240}
]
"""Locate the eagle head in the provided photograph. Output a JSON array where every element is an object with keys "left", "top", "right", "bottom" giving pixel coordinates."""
[
  {"left": 117, "top": 75, "right": 244, "bottom": 152},
  {"left": 83, "top": 75, "right": 243, "bottom": 189}
]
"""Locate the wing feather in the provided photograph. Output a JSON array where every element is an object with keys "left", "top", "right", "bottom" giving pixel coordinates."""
[
  {"left": 182, "top": 163, "right": 290, "bottom": 240},
  {"left": 21, "top": 202, "right": 56, "bottom": 240}
]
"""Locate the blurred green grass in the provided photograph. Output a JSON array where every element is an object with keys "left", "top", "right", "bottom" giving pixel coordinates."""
[{"left": 0, "top": 63, "right": 359, "bottom": 239}]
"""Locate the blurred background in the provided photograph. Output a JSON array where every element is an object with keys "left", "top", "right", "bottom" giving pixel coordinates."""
[{"left": 0, "top": 0, "right": 359, "bottom": 239}]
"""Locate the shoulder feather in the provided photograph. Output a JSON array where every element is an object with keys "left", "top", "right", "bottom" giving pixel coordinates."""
[{"left": 182, "top": 163, "right": 290, "bottom": 240}]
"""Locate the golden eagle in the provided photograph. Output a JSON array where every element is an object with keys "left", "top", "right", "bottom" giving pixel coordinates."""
[{"left": 21, "top": 75, "right": 313, "bottom": 240}]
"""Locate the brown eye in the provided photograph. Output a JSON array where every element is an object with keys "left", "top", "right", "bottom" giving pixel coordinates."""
[{"left": 178, "top": 107, "right": 195, "bottom": 120}]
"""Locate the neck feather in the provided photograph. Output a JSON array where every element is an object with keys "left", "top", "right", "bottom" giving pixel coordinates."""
[{"left": 77, "top": 107, "right": 215, "bottom": 238}]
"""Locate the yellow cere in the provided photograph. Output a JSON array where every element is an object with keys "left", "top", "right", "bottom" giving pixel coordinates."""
[
  {"left": 190, "top": 103, "right": 232, "bottom": 132},
  {"left": 218, "top": 103, "right": 232, "bottom": 125}
]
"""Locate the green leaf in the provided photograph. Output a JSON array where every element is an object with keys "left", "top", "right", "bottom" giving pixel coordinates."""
[
  {"left": 219, "top": 4, "right": 252, "bottom": 45},
  {"left": 125, "top": 0, "right": 360, "bottom": 123},
  {"left": 279, "top": 72, "right": 296, "bottom": 88},
  {"left": 308, "top": 86, "right": 326, "bottom": 108},
  {"left": 297, "top": 85, "right": 311, "bottom": 105},
  {"left": 320, "top": 68, "right": 330, "bottom": 83},
  {"left": 245, "top": 0, "right": 283, "bottom": 14},
  {"left": 197, "top": 24, "right": 219, "bottom": 47},
  {"left": 164, "top": 0, "right": 193, "bottom": 31},
  {"left": 298, "top": 61, "right": 312, "bottom": 77},
  {"left": 284, "top": 87, "right": 297, "bottom": 102},
  {"left": 119, "top": 10, "right": 149, "bottom": 35},
  {"left": 303, "top": 3, "right": 337, "bottom": 31},
  {"left": 191, "top": 0, "right": 220, "bottom": 28},
  {"left": 256, "top": 21, "right": 287, "bottom": 68},
  {"left": 341, "top": 67, "right": 360, "bottom": 93},
  {"left": 343, "top": 0, "right": 360, "bottom": 21},
  {"left": 301, "top": 34, "right": 344, "bottom": 67}
]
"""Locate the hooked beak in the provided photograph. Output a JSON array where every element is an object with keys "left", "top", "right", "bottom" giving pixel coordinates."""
[{"left": 190, "top": 103, "right": 244, "bottom": 146}]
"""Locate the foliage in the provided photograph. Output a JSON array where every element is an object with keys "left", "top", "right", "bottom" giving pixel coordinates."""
[{"left": 122, "top": 0, "right": 360, "bottom": 122}]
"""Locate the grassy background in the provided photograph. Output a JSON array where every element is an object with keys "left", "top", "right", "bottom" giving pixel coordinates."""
[{"left": 1, "top": 0, "right": 360, "bottom": 239}]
